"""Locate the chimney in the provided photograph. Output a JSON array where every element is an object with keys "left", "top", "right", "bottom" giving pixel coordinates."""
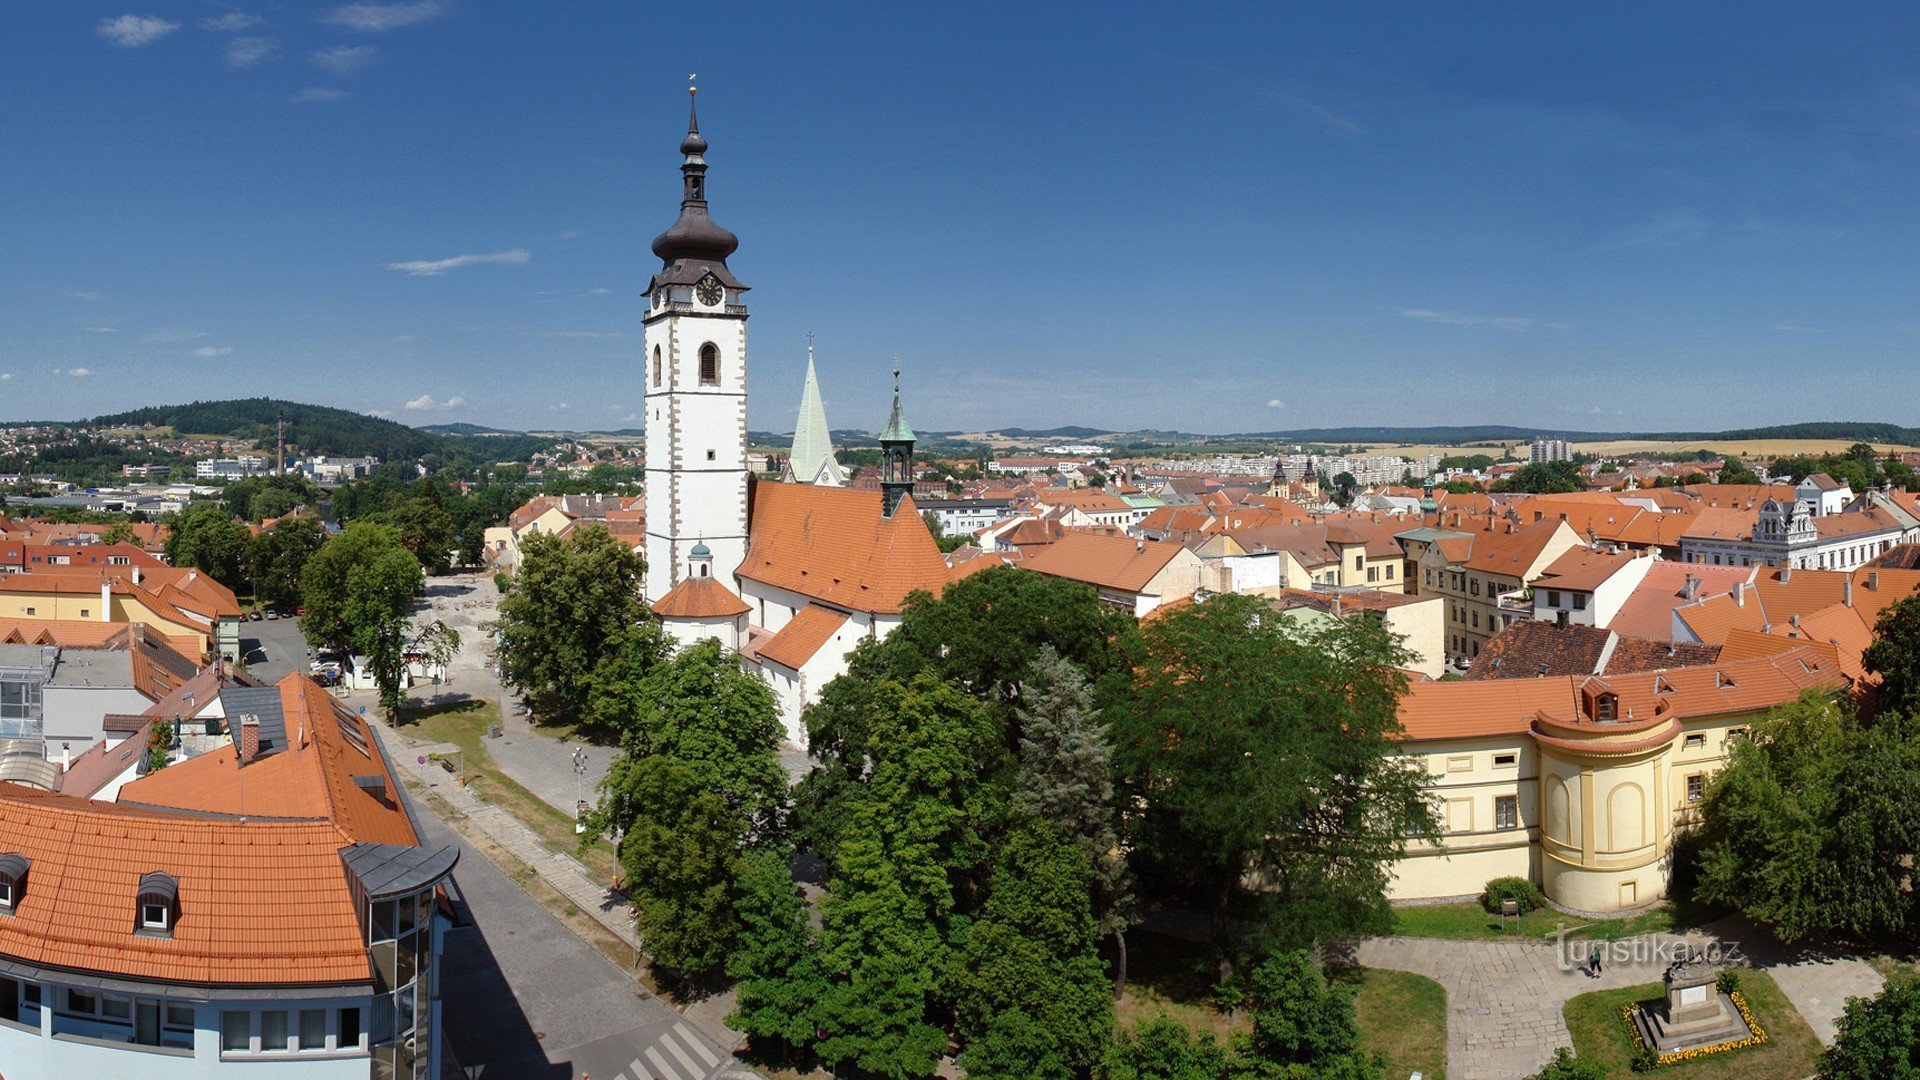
[
  {"left": 1789, "top": 613, "right": 1801, "bottom": 630},
  {"left": 1844, "top": 576, "right": 1854, "bottom": 607},
  {"left": 1136, "top": 538, "right": 1145, "bottom": 553},
  {"left": 1734, "top": 581, "right": 1747, "bottom": 607},
  {"left": 132, "top": 563, "right": 142, "bottom": 586},
  {"left": 99, "top": 581, "right": 111, "bottom": 621},
  {"left": 1780, "top": 564, "right": 1791, "bottom": 583},
  {"left": 237, "top": 713, "right": 260, "bottom": 765},
  {"left": 1682, "top": 575, "right": 1698, "bottom": 600}
]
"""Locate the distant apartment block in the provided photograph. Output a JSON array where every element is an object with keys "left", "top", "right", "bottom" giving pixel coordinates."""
[
  {"left": 194, "top": 456, "right": 269, "bottom": 480},
  {"left": 1529, "top": 439, "right": 1573, "bottom": 463}
]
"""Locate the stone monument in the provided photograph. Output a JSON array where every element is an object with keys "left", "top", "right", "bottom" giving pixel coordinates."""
[{"left": 1631, "top": 946, "right": 1754, "bottom": 1053}]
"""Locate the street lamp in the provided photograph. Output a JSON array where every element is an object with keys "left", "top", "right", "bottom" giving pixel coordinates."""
[{"left": 572, "top": 744, "right": 589, "bottom": 834}]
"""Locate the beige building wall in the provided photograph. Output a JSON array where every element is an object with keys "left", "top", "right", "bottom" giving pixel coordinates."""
[{"left": 1382, "top": 597, "right": 1445, "bottom": 679}]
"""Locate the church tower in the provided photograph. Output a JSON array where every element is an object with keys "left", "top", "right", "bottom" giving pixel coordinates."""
[
  {"left": 643, "top": 87, "right": 751, "bottom": 605},
  {"left": 879, "top": 361, "right": 916, "bottom": 518}
]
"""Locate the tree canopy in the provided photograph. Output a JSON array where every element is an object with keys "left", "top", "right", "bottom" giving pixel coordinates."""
[
  {"left": 1818, "top": 975, "right": 1920, "bottom": 1080},
  {"left": 496, "top": 522, "right": 648, "bottom": 720}
]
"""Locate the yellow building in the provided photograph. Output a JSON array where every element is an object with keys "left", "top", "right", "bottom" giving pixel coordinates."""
[{"left": 1388, "top": 647, "right": 1839, "bottom": 911}]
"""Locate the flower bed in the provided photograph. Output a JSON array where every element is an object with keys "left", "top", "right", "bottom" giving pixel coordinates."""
[{"left": 1621, "top": 990, "right": 1767, "bottom": 1069}]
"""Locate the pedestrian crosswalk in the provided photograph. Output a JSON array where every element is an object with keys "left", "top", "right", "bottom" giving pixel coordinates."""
[{"left": 610, "top": 1020, "right": 726, "bottom": 1080}]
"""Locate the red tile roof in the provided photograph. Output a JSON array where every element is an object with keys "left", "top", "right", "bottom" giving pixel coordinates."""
[
  {"left": 756, "top": 603, "right": 851, "bottom": 671},
  {"left": 1019, "top": 531, "right": 1189, "bottom": 594},
  {"left": 651, "top": 576, "right": 751, "bottom": 619},
  {"left": 739, "top": 484, "right": 952, "bottom": 614}
]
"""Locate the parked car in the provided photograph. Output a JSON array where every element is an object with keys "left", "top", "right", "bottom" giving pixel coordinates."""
[
  {"left": 247, "top": 611, "right": 262, "bottom": 621},
  {"left": 264, "top": 610, "right": 280, "bottom": 620}
]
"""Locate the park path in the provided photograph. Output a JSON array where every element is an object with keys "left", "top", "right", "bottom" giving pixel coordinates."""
[{"left": 1356, "top": 922, "right": 1884, "bottom": 1079}]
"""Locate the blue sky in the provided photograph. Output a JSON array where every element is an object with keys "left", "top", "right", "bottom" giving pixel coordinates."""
[{"left": 6, "top": 3, "right": 1920, "bottom": 435}]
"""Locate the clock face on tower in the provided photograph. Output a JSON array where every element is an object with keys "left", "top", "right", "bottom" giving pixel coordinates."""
[{"left": 695, "top": 273, "right": 724, "bottom": 306}]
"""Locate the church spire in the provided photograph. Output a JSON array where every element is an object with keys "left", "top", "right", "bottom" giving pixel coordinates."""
[
  {"left": 650, "top": 79, "right": 744, "bottom": 293},
  {"left": 879, "top": 358, "right": 916, "bottom": 518},
  {"left": 786, "top": 334, "right": 845, "bottom": 486}
]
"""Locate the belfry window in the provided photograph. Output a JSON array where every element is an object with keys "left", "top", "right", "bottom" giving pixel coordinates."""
[{"left": 699, "top": 343, "right": 719, "bottom": 386}]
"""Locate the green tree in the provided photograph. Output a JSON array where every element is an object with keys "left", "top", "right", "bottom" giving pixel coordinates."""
[
  {"left": 609, "top": 757, "right": 751, "bottom": 976},
  {"left": 1526, "top": 1047, "right": 1608, "bottom": 1080},
  {"left": 1719, "top": 457, "right": 1761, "bottom": 486},
  {"left": 1236, "top": 951, "right": 1381, "bottom": 1078},
  {"left": 811, "top": 674, "right": 1001, "bottom": 1079},
  {"left": 1493, "top": 460, "right": 1583, "bottom": 494},
  {"left": 496, "top": 522, "right": 647, "bottom": 720},
  {"left": 300, "top": 522, "right": 415, "bottom": 653},
  {"left": 1693, "top": 691, "right": 1920, "bottom": 942},
  {"left": 98, "top": 519, "right": 139, "bottom": 547},
  {"left": 726, "top": 848, "right": 825, "bottom": 1053},
  {"left": 250, "top": 515, "right": 326, "bottom": 609},
  {"left": 165, "top": 502, "right": 252, "bottom": 589},
  {"left": 796, "top": 566, "right": 1140, "bottom": 853},
  {"left": 1100, "top": 1017, "right": 1230, "bottom": 1080},
  {"left": 390, "top": 495, "right": 457, "bottom": 574},
  {"left": 340, "top": 544, "right": 425, "bottom": 717},
  {"left": 1818, "top": 975, "right": 1920, "bottom": 1079},
  {"left": 591, "top": 640, "right": 787, "bottom": 839},
  {"left": 1110, "top": 594, "right": 1437, "bottom": 964},
  {"left": 954, "top": 820, "right": 1114, "bottom": 1080},
  {"left": 1865, "top": 594, "right": 1920, "bottom": 715},
  {"left": 1015, "top": 645, "right": 1137, "bottom": 994}
]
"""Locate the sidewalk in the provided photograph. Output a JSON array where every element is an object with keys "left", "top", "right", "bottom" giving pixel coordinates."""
[{"left": 372, "top": 719, "right": 753, "bottom": 1062}]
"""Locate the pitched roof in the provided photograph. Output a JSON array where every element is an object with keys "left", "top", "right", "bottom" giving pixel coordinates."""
[
  {"left": 1019, "top": 531, "right": 1189, "bottom": 594},
  {"left": 1605, "top": 562, "right": 1758, "bottom": 641},
  {"left": 755, "top": 603, "right": 849, "bottom": 671},
  {"left": 1400, "top": 647, "right": 1839, "bottom": 742},
  {"left": 118, "top": 675, "right": 416, "bottom": 848},
  {"left": 1460, "top": 519, "right": 1575, "bottom": 577},
  {"left": 1534, "top": 548, "right": 1639, "bottom": 592},
  {"left": 739, "top": 484, "right": 952, "bottom": 615},
  {"left": 650, "top": 576, "right": 751, "bottom": 619},
  {"left": 0, "top": 784, "right": 374, "bottom": 987}
]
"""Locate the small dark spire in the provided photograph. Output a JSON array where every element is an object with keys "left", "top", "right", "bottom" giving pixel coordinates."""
[
  {"left": 649, "top": 79, "right": 743, "bottom": 290},
  {"left": 681, "top": 81, "right": 707, "bottom": 157}
]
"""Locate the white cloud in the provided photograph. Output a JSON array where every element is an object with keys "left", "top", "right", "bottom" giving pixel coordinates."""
[
  {"left": 386, "top": 248, "right": 530, "bottom": 276},
  {"left": 1266, "top": 399, "right": 1285, "bottom": 409},
  {"left": 323, "top": 1, "right": 452, "bottom": 31},
  {"left": 556, "top": 230, "right": 581, "bottom": 240},
  {"left": 225, "top": 35, "right": 276, "bottom": 68},
  {"left": 1398, "top": 308, "right": 1568, "bottom": 331},
  {"left": 55, "top": 367, "right": 94, "bottom": 378},
  {"left": 404, "top": 393, "right": 466, "bottom": 410},
  {"left": 1769, "top": 323, "right": 1823, "bottom": 334},
  {"left": 144, "top": 328, "right": 209, "bottom": 343},
  {"left": 0, "top": 374, "right": 11, "bottom": 381},
  {"left": 546, "top": 402, "right": 569, "bottom": 412},
  {"left": 585, "top": 287, "right": 612, "bottom": 295},
  {"left": 200, "top": 12, "right": 262, "bottom": 31},
  {"left": 194, "top": 346, "right": 234, "bottom": 357},
  {"left": 85, "top": 326, "right": 117, "bottom": 334},
  {"left": 311, "top": 44, "right": 377, "bottom": 75},
  {"left": 65, "top": 291, "right": 102, "bottom": 301},
  {"left": 621, "top": 413, "right": 638, "bottom": 423},
  {"left": 289, "top": 87, "right": 349, "bottom": 103},
  {"left": 98, "top": 14, "right": 179, "bottom": 47},
  {"left": 394, "top": 333, "right": 414, "bottom": 342}
]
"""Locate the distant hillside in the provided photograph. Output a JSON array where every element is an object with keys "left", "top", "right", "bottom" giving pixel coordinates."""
[
  {"left": 990, "top": 425, "right": 1118, "bottom": 440},
  {"left": 417, "top": 421, "right": 528, "bottom": 437},
  {"left": 92, "top": 398, "right": 555, "bottom": 466}
]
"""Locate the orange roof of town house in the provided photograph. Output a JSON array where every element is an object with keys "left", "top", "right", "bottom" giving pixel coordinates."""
[
  {"left": 119, "top": 674, "right": 417, "bottom": 848},
  {"left": 738, "top": 483, "right": 951, "bottom": 615},
  {"left": 1605, "top": 563, "right": 1758, "bottom": 641},
  {"left": 651, "top": 576, "right": 751, "bottom": 619},
  {"left": 1019, "top": 531, "right": 1189, "bottom": 594},
  {"left": 1460, "top": 518, "right": 1574, "bottom": 576},
  {"left": 0, "top": 785, "right": 375, "bottom": 987},
  {"left": 756, "top": 603, "right": 851, "bottom": 671}
]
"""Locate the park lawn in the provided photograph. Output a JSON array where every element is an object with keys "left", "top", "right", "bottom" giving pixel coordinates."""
[
  {"left": 1563, "top": 970, "right": 1820, "bottom": 1079},
  {"left": 1391, "top": 901, "right": 1682, "bottom": 943},
  {"left": 1351, "top": 968, "right": 1446, "bottom": 1080},
  {"left": 400, "top": 697, "right": 620, "bottom": 882},
  {"left": 1112, "top": 929, "right": 1248, "bottom": 1044}
]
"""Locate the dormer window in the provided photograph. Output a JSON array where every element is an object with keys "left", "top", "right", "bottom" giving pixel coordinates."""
[
  {"left": 136, "top": 871, "right": 178, "bottom": 937},
  {"left": 1594, "top": 694, "right": 1617, "bottom": 722},
  {"left": 0, "top": 853, "right": 27, "bottom": 914}
]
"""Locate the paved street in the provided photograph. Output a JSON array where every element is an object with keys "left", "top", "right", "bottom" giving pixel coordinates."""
[
  {"left": 238, "top": 612, "right": 312, "bottom": 684},
  {"left": 410, "top": 753, "right": 755, "bottom": 1080}
]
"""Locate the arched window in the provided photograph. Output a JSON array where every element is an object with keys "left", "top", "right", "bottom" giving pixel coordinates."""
[
  {"left": 699, "top": 343, "right": 719, "bottom": 386},
  {"left": 652, "top": 345, "right": 662, "bottom": 388}
]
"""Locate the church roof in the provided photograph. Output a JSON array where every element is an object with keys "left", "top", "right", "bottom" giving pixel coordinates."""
[
  {"left": 879, "top": 364, "right": 915, "bottom": 443},
  {"left": 787, "top": 348, "right": 844, "bottom": 486},
  {"left": 651, "top": 576, "right": 750, "bottom": 619},
  {"left": 739, "top": 484, "right": 949, "bottom": 614},
  {"left": 755, "top": 603, "right": 850, "bottom": 671}
]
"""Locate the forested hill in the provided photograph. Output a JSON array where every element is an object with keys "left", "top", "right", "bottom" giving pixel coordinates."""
[{"left": 91, "top": 398, "right": 555, "bottom": 467}]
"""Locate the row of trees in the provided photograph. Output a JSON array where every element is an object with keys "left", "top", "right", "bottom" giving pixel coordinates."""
[
  {"left": 166, "top": 503, "right": 328, "bottom": 608},
  {"left": 574, "top": 566, "right": 1432, "bottom": 1079}
]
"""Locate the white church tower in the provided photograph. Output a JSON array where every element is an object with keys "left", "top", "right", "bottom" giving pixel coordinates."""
[{"left": 643, "top": 87, "right": 751, "bottom": 605}]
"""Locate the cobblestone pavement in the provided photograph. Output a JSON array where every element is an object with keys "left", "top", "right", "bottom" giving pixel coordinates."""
[{"left": 1356, "top": 922, "right": 1886, "bottom": 1079}]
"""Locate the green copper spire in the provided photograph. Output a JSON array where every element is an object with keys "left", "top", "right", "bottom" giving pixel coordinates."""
[{"left": 879, "top": 358, "right": 915, "bottom": 443}]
